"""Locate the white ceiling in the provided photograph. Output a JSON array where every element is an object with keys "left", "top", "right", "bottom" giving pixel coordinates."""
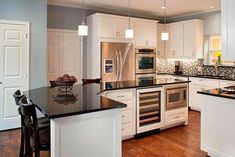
[{"left": 48, "top": 0, "right": 221, "bottom": 18}]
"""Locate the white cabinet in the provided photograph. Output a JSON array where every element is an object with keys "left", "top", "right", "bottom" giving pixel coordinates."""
[
  {"left": 134, "top": 19, "right": 157, "bottom": 47},
  {"left": 165, "top": 20, "right": 203, "bottom": 59},
  {"left": 183, "top": 20, "right": 203, "bottom": 59},
  {"left": 167, "top": 23, "right": 184, "bottom": 58},
  {"left": 100, "top": 15, "right": 128, "bottom": 39},
  {"left": 105, "top": 89, "right": 136, "bottom": 139},
  {"left": 189, "top": 77, "right": 220, "bottom": 111},
  {"left": 220, "top": 80, "right": 235, "bottom": 88},
  {"left": 156, "top": 24, "right": 165, "bottom": 57},
  {"left": 221, "top": 0, "right": 235, "bottom": 61},
  {"left": 165, "top": 108, "right": 188, "bottom": 126}
]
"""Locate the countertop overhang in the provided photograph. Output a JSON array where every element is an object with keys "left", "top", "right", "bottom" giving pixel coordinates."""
[{"left": 197, "top": 89, "right": 235, "bottom": 100}]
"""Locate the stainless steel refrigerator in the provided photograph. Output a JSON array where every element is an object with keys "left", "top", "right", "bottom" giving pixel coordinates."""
[{"left": 101, "top": 42, "right": 135, "bottom": 82}]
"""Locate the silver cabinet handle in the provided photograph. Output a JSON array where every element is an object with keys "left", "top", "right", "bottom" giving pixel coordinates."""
[
  {"left": 0, "top": 82, "right": 2, "bottom": 84},
  {"left": 117, "top": 95, "right": 125, "bottom": 98}
]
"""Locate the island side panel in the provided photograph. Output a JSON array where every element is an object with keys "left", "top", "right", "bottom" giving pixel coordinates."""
[
  {"left": 50, "top": 109, "right": 122, "bottom": 157},
  {"left": 200, "top": 95, "right": 235, "bottom": 157}
]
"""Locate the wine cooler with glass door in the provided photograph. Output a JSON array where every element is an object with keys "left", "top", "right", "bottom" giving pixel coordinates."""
[{"left": 136, "top": 87, "right": 164, "bottom": 134}]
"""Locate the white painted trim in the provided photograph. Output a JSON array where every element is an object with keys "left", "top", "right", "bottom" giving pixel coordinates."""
[{"left": 0, "top": 20, "right": 30, "bottom": 91}]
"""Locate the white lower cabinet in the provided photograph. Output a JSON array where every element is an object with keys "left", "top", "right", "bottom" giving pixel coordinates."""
[
  {"left": 105, "top": 89, "right": 136, "bottom": 140},
  {"left": 165, "top": 108, "right": 188, "bottom": 126}
]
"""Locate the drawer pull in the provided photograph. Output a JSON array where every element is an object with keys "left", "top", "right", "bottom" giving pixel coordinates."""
[
  {"left": 174, "top": 116, "right": 180, "bottom": 119},
  {"left": 117, "top": 95, "right": 125, "bottom": 98},
  {"left": 122, "top": 115, "right": 125, "bottom": 118},
  {"left": 122, "top": 129, "right": 125, "bottom": 131}
]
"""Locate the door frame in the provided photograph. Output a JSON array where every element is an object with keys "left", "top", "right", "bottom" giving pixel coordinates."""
[{"left": 0, "top": 20, "right": 30, "bottom": 90}]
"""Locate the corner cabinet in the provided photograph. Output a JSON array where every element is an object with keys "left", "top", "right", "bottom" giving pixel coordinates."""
[
  {"left": 221, "top": 0, "right": 235, "bottom": 61},
  {"left": 134, "top": 19, "right": 157, "bottom": 48}
]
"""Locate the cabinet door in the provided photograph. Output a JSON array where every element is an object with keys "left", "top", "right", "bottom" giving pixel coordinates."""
[
  {"left": 145, "top": 21, "right": 157, "bottom": 47},
  {"left": 116, "top": 17, "right": 129, "bottom": 38},
  {"left": 189, "top": 84, "right": 202, "bottom": 111},
  {"left": 134, "top": 20, "right": 146, "bottom": 47},
  {"left": 169, "top": 24, "right": 184, "bottom": 58},
  {"left": 100, "top": 16, "right": 117, "bottom": 38},
  {"left": 184, "top": 21, "right": 196, "bottom": 58},
  {"left": 222, "top": 0, "right": 235, "bottom": 61},
  {"left": 157, "top": 24, "right": 165, "bottom": 57}
]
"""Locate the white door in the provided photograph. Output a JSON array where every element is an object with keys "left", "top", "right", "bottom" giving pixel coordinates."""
[
  {"left": 184, "top": 21, "right": 196, "bottom": 58},
  {"left": 0, "top": 21, "right": 29, "bottom": 131}
]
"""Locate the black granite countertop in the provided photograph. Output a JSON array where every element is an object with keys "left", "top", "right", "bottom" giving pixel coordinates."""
[
  {"left": 197, "top": 89, "right": 235, "bottom": 100},
  {"left": 102, "top": 78, "right": 190, "bottom": 91},
  {"left": 23, "top": 84, "right": 126, "bottom": 119},
  {"left": 23, "top": 78, "right": 190, "bottom": 119},
  {"left": 157, "top": 73, "right": 235, "bottom": 81}
]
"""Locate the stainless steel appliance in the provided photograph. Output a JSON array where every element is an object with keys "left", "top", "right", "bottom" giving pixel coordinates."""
[
  {"left": 136, "top": 74, "right": 156, "bottom": 83},
  {"left": 137, "top": 87, "right": 164, "bottom": 134},
  {"left": 135, "top": 48, "right": 156, "bottom": 74},
  {"left": 166, "top": 84, "right": 188, "bottom": 110},
  {"left": 101, "top": 42, "right": 134, "bottom": 82},
  {"left": 174, "top": 61, "right": 183, "bottom": 75}
]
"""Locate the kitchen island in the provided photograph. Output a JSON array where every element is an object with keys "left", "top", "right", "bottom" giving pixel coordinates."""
[
  {"left": 23, "top": 78, "right": 190, "bottom": 157},
  {"left": 24, "top": 83, "right": 126, "bottom": 157},
  {"left": 198, "top": 89, "right": 235, "bottom": 157}
]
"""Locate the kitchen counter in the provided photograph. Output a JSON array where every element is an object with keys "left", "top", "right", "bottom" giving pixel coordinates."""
[
  {"left": 157, "top": 73, "right": 235, "bottom": 81},
  {"left": 199, "top": 88, "right": 235, "bottom": 157},
  {"left": 23, "top": 83, "right": 126, "bottom": 119},
  {"left": 102, "top": 77, "right": 191, "bottom": 91},
  {"left": 197, "top": 88, "right": 235, "bottom": 100}
]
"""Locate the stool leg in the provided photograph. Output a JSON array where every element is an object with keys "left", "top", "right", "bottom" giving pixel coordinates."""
[{"left": 19, "top": 129, "right": 24, "bottom": 157}]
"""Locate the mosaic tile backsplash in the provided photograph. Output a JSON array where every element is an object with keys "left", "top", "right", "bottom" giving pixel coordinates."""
[{"left": 157, "top": 59, "right": 235, "bottom": 78}]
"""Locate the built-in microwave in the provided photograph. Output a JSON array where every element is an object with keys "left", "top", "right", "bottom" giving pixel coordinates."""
[
  {"left": 135, "top": 48, "right": 156, "bottom": 74},
  {"left": 166, "top": 84, "right": 188, "bottom": 110}
]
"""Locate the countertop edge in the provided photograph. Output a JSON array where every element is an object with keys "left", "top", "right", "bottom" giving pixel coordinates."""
[{"left": 197, "top": 91, "right": 235, "bottom": 100}]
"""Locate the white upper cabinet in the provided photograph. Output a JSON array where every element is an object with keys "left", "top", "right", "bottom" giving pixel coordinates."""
[
  {"left": 183, "top": 20, "right": 203, "bottom": 59},
  {"left": 221, "top": 0, "right": 235, "bottom": 61},
  {"left": 165, "top": 20, "right": 203, "bottom": 59},
  {"left": 134, "top": 19, "right": 157, "bottom": 47},
  {"left": 156, "top": 24, "right": 165, "bottom": 57},
  {"left": 99, "top": 15, "right": 129, "bottom": 39},
  {"left": 168, "top": 23, "right": 184, "bottom": 58}
]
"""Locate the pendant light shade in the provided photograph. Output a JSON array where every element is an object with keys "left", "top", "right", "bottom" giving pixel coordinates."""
[
  {"left": 161, "top": 32, "right": 169, "bottom": 41},
  {"left": 78, "top": 0, "right": 88, "bottom": 36},
  {"left": 161, "top": 0, "right": 169, "bottom": 41},
  {"left": 125, "top": 0, "right": 134, "bottom": 39},
  {"left": 78, "top": 22, "right": 88, "bottom": 36},
  {"left": 125, "top": 29, "right": 134, "bottom": 39}
]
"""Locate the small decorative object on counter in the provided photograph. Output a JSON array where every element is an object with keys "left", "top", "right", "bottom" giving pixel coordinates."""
[
  {"left": 215, "top": 51, "right": 222, "bottom": 65},
  {"left": 50, "top": 74, "right": 77, "bottom": 95}
]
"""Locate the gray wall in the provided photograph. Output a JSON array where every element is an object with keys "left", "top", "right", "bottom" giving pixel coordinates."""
[
  {"left": 168, "top": 11, "right": 221, "bottom": 35},
  {"left": 0, "top": 0, "right": 48, "bottom": 89}
]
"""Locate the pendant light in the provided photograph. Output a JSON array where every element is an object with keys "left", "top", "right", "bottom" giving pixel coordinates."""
[
  {"left": 78, "top": 0, "right": 88, "bottom": 36},
  {"left": 161, "top": 0, "right": 169, "bottom": 41},
  {"left": 125, "top": 0, "right": 134, "bottom": 39}
]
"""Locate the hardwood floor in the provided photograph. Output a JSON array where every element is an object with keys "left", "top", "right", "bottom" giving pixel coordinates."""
[{"left": 0, "top": 111, "right": 206, "bottom": 157}]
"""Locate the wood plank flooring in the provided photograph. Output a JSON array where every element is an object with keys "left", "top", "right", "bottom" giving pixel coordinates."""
[{"left": 0, "top": 111, "right": 206, "bottom": 157}]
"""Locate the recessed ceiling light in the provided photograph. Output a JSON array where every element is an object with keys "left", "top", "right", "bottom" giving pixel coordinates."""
[
  {"left": 161, "top": 6, "right": 166, "bottom": 9},
  {"left": 210, "top": 6, "right": 214, "bottom": 9}
]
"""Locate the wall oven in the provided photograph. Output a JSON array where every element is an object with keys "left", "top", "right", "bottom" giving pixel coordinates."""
[
  {"left": 166, "top": 84, "right": 188, "bottom": 110},
  {"left": 135, "top": 48, "right": 156, "bottom": 74}
]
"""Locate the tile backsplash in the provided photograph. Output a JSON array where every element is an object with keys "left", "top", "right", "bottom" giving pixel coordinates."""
[{"left": 157, "top": 58, "right": 235, "bottom": 78}]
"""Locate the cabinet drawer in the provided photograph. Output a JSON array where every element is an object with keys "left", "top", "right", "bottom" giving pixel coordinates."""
[
  {"left": 121, "top": 110, "right": 133, "bottom": 124},
  {"left": 189, "top": 77, "right": 206, "bottom": 85},
  {"left": 106, "top": 91, "right": 132, "bottom": 101},
  {"left": 165, "top": 108, "right": 187, "bottom": 126},
  {"left": 121, "top": 123, "right": 134, "bottom": 138}
]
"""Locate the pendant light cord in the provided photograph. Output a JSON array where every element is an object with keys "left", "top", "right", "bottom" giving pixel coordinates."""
[
  {"left": 164, "top": 0, "right": 167, "bottom": 31},
  {"left": 82, "top": 0, "right": 85, "bottom": 24},
  {"left": 128, "top": 0, "right": 131, "bottom": 29}
]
